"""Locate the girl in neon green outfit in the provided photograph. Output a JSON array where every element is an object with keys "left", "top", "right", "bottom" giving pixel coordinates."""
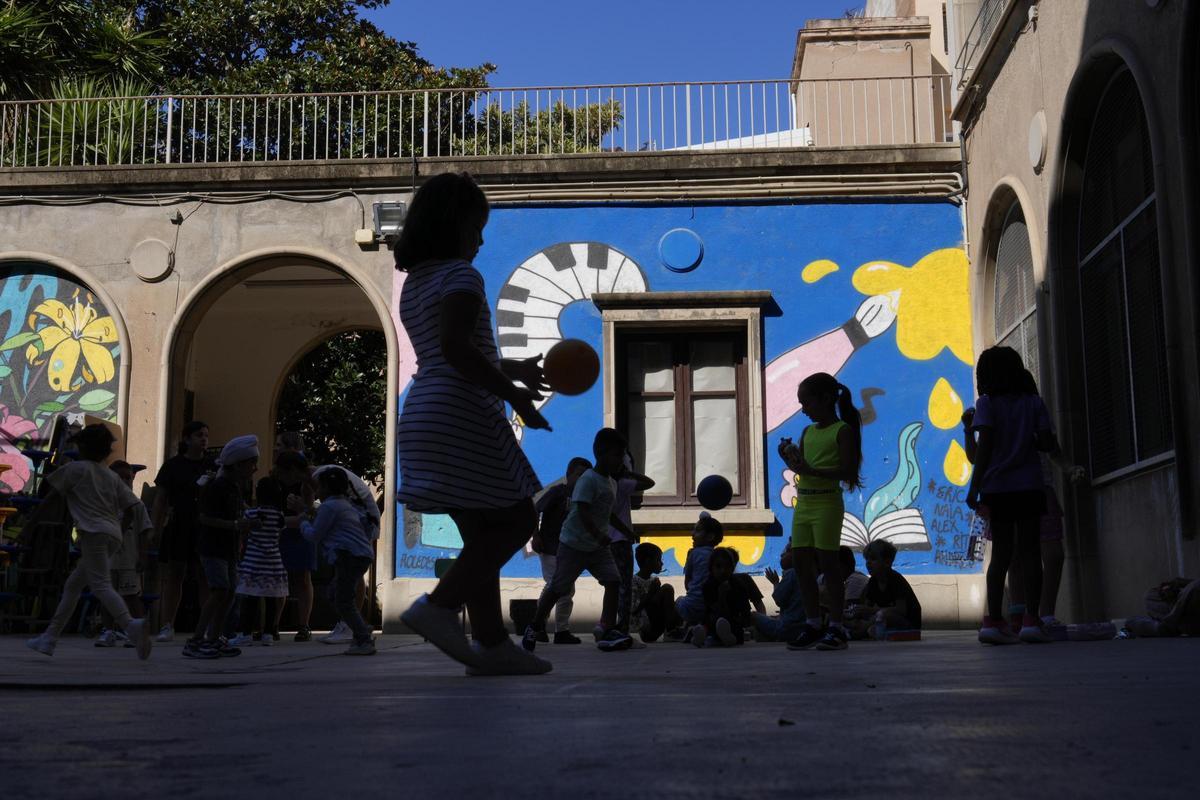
[{"left": 777, "top": 372, "right": 864, "bottom": 652}]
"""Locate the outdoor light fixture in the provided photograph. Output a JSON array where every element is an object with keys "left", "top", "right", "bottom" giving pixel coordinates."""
[{"left": 372, "top": 200, "right": 407, "bottom": 242}]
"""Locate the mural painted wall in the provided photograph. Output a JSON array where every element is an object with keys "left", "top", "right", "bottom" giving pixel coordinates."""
[
  {"left": 394, "top": 203, "right": 980, "bottom": 579},
  {"left": 0, "top": 264, "right": 122, "bottom": 493}
]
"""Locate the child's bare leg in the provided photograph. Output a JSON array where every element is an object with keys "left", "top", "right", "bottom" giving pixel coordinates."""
[
  {"left": 816, "top": 549, "right": 845, "bottom": 625},
  {"left": 986, "top": 519, "right": 1016, "bottom": 620},
  {"left": 1015, "top": 517, "right": 1042, "bottom": 619},
  {"left": 1040, "top": 538, "right": 1064, "bottom": 618},
  {"left": 599, "top": 581, "right": 619, "bottom": 628},
  {"left": 794, "top": 547, "right": 821, "bottom": 622},
  {"left": 531, "top": 585, "right": 564, "bottom": 632},
  {"left": 1007, "top": 553, "right": 1026, "bottom": 608}
]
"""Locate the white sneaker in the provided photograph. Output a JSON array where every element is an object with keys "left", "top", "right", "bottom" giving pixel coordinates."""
[
  {"left": 94, "top": 629, "right": 118, "bottom": 648},
  {"left": 321, "top": 621, "right": 353, "bottom": 645},
  {"left": 1019, "top": 624, "right": 1053, "bottom": 644},
  {"left": 125, "top": 618, "right": 153, "bottom": 660},
  {"left": 155, "top": 624, "right": 174, "bottom": 643},
  {"left": 344, "top": 638, "right": 377, "bottom": 656},
  {"left": 978, "top": 625, "right": 1019, "bottom": 645},
  {"left": 715, "top": 617, "right": 737, "bottom": 647},
  {"left": 26, "top": 633, "right": 56, "bottom": 657},
  {"left": 465, "top": 638, "right": 552, "bottom": 676},
  {"left": 400, "top": 594, "right": 476, "bottom": 667},
  {"left": 227, "top": 633, "right": 254, "bottom": 647}
]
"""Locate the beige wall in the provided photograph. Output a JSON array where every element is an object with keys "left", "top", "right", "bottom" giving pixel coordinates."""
[
  {"left": 793, "top": 18, "right": 951, "bottom": 146},
  {"left": 957, "top": 0, "right": 1200, "bottom": 619}
]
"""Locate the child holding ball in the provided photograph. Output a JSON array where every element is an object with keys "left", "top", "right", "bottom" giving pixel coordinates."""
[{"left": 778, "top": 372, "right": 864, "bottom": 652}]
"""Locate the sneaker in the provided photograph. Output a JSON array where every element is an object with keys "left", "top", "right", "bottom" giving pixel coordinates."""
[
  {"left": 786, "top": 625, "right": 823, "bottom": 650},
  {"left": 120, "top": 630, "right": 134, "bottom": 648},
  {"left": 293, "top": 626, "right": 312, "bottom": 643},
  {"left": 533, "top": 629, "right": 550, "bottom": 643},
  {"left": 155, "top": 624, "right": 175, "bottom": 643},
  {"left": 663, "top": 626, "right": 687, "bottom": 642},
  {"left": 95, "top": 628, "right": 119, "bottom": 648},
  {"left": 521, "top": 625, "right": 540, "bottom": 652},
  {"left": 553, "top": 631, "right": 582, "bottom": 644},
  {"left": 978, "top": 621, "right": 1019, "bottom": 645},
  {"left": 182, "top": 640, "right": 219, "bottom": 659},
  {"left": 689, "top": 624, "right": 707, "bottom": 648},
  {"left": 125, "top": 618, "right": 153, "bottom": 661},
  {"left": 1019, "top": 619, "right": 1053, "bottom": 644},
  {"left": 227, "top": 632, "right": 254, "bottom": 647},
  {"left": 815, "top": 626, "right": 849, "bottom": 651},
  {"left": 400, "top": 593, "right": 476, "bottom": 667},
  {"left": 261, "top": 634, "right": 275, "bottom": 647},
  {"left": 344, "top": 638, "right": 377, "bottom": 656},
  {"left": 26, "top": 633, "right": 56, "bottom": 657},
  {"left": 321, "top": 621, "right": 354, "bottom": 645},
  {"left": 596, "top": 628, "right": 633, "bottom": 652},
  {"left": 714, "top": 617, "right": 737, "bottom": 647},
  {"left": 214, "top": 638, "right": 242, "bottom": 657},
  {"left": 465, "top": 638, "right": 552, "bottom": 676},
  {"left": 592, "top": 624, "right": 606, "bottom": 642}
]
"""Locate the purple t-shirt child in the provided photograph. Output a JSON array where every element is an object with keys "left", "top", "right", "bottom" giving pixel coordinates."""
[{"left": 971, "top": 393, "right": 1053, "bottom": 494}]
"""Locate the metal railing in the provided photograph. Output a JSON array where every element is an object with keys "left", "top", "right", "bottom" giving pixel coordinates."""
[
  {"left": 954, "top": 0, "right": 1009, "bottom": 90},
  {"left": 0, "top": 76, "right": 953, "bottom": 168}
]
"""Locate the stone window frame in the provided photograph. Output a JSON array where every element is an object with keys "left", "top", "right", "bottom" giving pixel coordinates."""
[{"left": 592, "top": 291, "right": 779, "bottom": 533}]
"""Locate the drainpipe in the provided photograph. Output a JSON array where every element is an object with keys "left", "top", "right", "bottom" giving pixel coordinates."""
[{"left": 905, "top": 41, "right": 918, "bottom": 141}]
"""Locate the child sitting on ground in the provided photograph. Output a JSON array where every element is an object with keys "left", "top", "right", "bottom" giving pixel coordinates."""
[
  {"left": 693, "top": 547, "right": 751, "bottom": 647},
  {"left": 846, "top": 540, "right": 922, "bottom": 638},
  {"left": 675, "top": 512, "right": 723, "bottom": 638},
  {"left": 729, "top": 549, "right": 768, "bottom": 616},
  {"left": 754, "top": 547, "right": 806, "bottom": 642},
  {"left": 522, "top": 428, "right": 634, "bottom": 653},
  {"left": 630, "top": 542, "right": 681, "bottom": 643}
]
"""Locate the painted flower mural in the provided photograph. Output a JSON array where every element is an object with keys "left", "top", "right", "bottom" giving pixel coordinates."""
[{"left": 0, "top": 266, "right": 121, "bottom": 493}]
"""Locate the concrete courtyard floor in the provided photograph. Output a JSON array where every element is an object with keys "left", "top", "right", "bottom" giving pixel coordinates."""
[{"left": 0, "top": 631, "right": 1196, "bottom": 799}]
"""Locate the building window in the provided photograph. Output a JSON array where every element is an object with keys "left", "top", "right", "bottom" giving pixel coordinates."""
[
  {"left": 993, "top": 202, "right": 1039, "bottom": 381},
  {"left": 617, "top": 330, "right": 748, "bottom": 507},
  {"left": 1077, "top": 69, "right": 1172, "bottom": 478},
  {"left": 592, "top": 291, "right": 778, "bottom": 531}
]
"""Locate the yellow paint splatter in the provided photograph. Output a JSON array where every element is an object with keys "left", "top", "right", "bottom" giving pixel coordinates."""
[
  {"left": 642, "top": 534, "right": 767, "bottom": 568},
  {"left": 943, "top": 440, "right": 972, "bottom": 486},
  {"left": 802, "top": 259, "right": 840, "bottom": 284},
  {"left": 852, "top": 248, "right": 973, "bottom": 364},
  {"left": 928, "top": 378, "right": 964, "bottom": 430}
]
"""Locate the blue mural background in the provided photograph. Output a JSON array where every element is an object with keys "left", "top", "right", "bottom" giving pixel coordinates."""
[{"left": 396, "top": 201, "right": 980, "bottom": 578}]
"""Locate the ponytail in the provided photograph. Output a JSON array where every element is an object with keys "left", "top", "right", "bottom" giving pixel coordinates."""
[{"left": 834, "top": 383, "right": 864, "bottom": 489}]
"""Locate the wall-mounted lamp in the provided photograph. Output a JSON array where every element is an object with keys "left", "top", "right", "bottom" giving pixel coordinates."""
[{"left": 372, "top": 200, "right": 407, "bottom": 241}]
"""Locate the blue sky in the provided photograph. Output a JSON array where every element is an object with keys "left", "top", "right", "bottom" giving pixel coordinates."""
[{"left": 365, "top": 1, "right": 862, "bottom": 87}]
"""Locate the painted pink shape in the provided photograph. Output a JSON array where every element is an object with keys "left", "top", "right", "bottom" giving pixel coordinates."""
[
  {"left": 0, "top": 404, "right": 38, "bottom": 493},
  {"left": 764, "top": 326, "right": 855, "bottom": 433},
  {"left": 392, "top": 270, "right": 419, "bottom": 394}
]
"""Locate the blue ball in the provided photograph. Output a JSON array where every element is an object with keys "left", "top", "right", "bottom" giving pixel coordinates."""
[{"left": 697, "top": 474, "right": 733, "bottom": 511}]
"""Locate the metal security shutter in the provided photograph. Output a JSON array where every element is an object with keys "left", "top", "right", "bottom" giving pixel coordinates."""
[
  {"left": 994, "top": 202, "right": 1039, "bottom": 383},
  {"left": 1077, "top": 69, "right": 1172, "bottom": 477}
]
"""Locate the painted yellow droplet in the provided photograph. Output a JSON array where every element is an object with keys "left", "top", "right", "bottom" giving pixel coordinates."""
[
  {"left": 641, "top": 536, "right": 689, "bottom": 568},
  {"left": 802, "top": 259, "right": 840, "bottom": 284},
  {"left": 928, "top": 377, "right": 964, "bottom": 430},
  {"left": 943, "top": 440, "right": 972, "bottom": 486},
  {"left": 723, "top": 535, "right": 767, "bottom": 567}
]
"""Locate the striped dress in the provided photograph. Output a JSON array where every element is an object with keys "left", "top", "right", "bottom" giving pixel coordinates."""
[
  {"left": 236, "top": 507, "right": 289, "bottom": 597},
  {"left": 397, "top": 259, "right": 542, "bottom": 512}
]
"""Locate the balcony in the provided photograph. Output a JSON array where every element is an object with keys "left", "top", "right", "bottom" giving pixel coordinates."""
[{"left": 0, "top": 76, "right": 953, "bottom": 169}]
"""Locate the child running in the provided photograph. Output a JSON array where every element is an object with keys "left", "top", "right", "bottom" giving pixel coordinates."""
[
  {"left": 25, "top": 425, "right": 153, "bottom": 659},
  {"left": 235, "top": 476, "right": 289, "bottom": 645},
  {"left": 777, "top": 372, "right": 864, "bottom": 652},
  {"left": 299, "top": 468, "right": 377, "bottom": 655},
  {"left": 522, "top": 428, "right": 633, "bottom": 653},
  {"left": 94, "top": 461, "right": 153, "bottom": 649},
  {"left": 530, "top": 457, "right": 591, "bottom": 645},
  {"left": 966, "top": 347, "right": 1059, "bottom": 645}
]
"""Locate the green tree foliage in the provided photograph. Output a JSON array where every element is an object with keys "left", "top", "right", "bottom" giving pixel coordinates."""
[
  {"left": 124, "top": 0, "right": 495, "bottom": 95},
  {"left": 276, "top": 329, "right": 387, "bottom": 486},
  {"left": 456, "top": 99, "right": 623, "bottom": 156},
  {"left": 0, "top": 1, "right": 164, "bottom": 99}
]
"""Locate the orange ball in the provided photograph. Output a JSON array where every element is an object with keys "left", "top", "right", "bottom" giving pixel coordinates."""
[{"left": 543, "top": 339, "right": 599, "bottom": 396}]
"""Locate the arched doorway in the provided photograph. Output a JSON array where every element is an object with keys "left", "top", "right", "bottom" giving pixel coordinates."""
[{"left": 164, "top": 254, "right": 394, "bottom": 632}]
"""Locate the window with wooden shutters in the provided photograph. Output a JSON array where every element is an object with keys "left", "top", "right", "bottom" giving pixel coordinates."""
[
  {"left": 618, "top": 330, "right": 748, "bottom": 507},
  {"left": 1077, "top": 69, "right": 1172, "bottom": 478},
  {"left": 993, "top": 202, "right": 1039, "bottom": 383}
]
